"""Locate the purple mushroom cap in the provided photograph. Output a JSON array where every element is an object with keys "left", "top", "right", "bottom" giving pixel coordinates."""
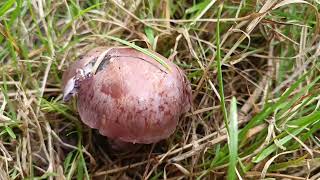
[{"left": 62, "top": 47, "right": 191, "bottom": 144}]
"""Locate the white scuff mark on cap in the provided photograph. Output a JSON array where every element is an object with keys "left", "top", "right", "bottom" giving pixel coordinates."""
[{"left": 63, "top": 48, "right": 114, "bottom": 102}]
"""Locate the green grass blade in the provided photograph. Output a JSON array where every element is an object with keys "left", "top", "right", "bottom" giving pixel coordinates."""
[
  {"left": 5, "top": 126, "right": 16, "bottom": 139},
  {"left": 215, "top": 4, "right": 228, "bottom": 130},
  {"left": 239, "top": 72, "right": 311, "bottom": 141},
  {"left": 0, "top": 0, "right": 15, "bottom": 17},
  {"left": 253, "top": 109, "right": 320, "bottom": 163},
  {"left": 144, "top": 26, "right": 155, "bottom": 48},
  {"left": 78, "top": 147, "right": 89, "bottom": 180},
  {"left": 185, "top": 0, "right": 210, "bottom": 15},
  {"left": 97, "top": 34, "right": 171, "bottom": 71},
  {"left": 64, "top": 151, "right": 76, "bottom": 174},
  {"left": 252, "top": 126, "right": 305, "bottom": 163},
  {"left": 228, "top": 97, "right": 238, "bottom": 180}
]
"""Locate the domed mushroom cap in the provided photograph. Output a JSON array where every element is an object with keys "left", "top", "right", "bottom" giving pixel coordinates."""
[{"left": 63, "top": 47, "right": 191, "bottom": 144}]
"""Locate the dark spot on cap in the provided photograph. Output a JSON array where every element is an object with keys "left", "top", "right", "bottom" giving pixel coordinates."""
[{"left": 100, "top": 83, "right": 123, "bottom": 99}]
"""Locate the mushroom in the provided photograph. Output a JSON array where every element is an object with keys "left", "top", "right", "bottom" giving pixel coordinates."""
[{"left": 62, "top": 46, "right": 191, "bottom": 146}]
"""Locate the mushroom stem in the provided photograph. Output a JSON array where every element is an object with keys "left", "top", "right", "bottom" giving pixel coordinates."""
[{"left": 108, "top": 139, "right": 141, "bottom": 151}]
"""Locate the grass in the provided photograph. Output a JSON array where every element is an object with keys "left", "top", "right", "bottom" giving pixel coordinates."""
[
  {"left": 0, "top": 0, "right": 320, "bottom": 179},
  {"left": 97, "top": 34, "right": 171, "bottom": 71}
]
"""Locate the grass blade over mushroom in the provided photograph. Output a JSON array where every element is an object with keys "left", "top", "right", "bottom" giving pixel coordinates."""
[{"left": 96, "top": 34, "right": 171, "bottom": 71}]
